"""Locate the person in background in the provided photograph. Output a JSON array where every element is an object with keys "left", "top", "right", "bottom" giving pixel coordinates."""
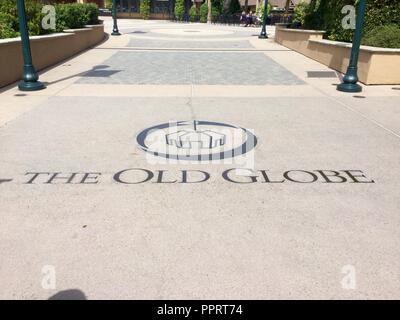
[
  {"left": 244, "top": 11, "right": 252, "bottom": 27},
  {"left": 248, "top": 11, "right": 254, "bottom": 27},
  {"left": 240, "top": 11, "right": 247, "bottom": 26}
]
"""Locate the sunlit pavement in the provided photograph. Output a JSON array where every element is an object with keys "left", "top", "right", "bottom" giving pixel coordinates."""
[{"left": 0, "top": 17, "right": 399, "bottom": 299}]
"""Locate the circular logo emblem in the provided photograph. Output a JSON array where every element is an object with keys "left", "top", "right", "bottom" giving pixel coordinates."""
[{"left": 136, "top": 120, "right": 257, "bottom": 161}]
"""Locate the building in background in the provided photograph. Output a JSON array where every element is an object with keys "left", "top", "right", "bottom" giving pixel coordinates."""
[
  {"left": 37, "top": 0, "right": 309, "bottom": 20},
  {"left": 239, "top": 0, "right": 310, "bottom": 13},
  {"left": 38, "top": 0, "right": 105, "bottom": 6},
  {"left": 114, "top": 0, "right": 204, "bottom": 20}
]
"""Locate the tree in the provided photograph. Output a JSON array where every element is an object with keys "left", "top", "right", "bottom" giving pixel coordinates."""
[
  {"left": 228, "top": 0, "right": 241, "bottom": 14},
  {"left": 285, "top": 0, "right": 290, "bottom": 13},
  {"left": 175, "top": 0, "right": 185, "bottom": 21},
  {"left": 104, "top": 0, "right": 112, "bottom": 9},
  {"left": 140, "top": 0, "right": 150, "bottom": 19},
  {"left": 256, "top": 1, "right": 271, "bottom": 20},
  {"left": 208, "top": 0, "right": 212, "bottom": 23}
]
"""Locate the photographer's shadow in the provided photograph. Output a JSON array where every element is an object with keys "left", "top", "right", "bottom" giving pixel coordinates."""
[{"left": 48, "top": 289, "right": 87, "bottom": 300}]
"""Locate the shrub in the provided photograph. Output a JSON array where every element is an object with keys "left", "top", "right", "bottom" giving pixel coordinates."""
[
  {"left": 200, "top": 2, "right": 208, "bottom": 23},
  {"left": 0, "top": 1, "right": 100, "bottom": 39},
  {"left": 0, "top": 0, "right": 18, "bottom": 19},
  {"left": 303, "top": 0, "right": 400, "bottom": 43},
  {"left": 189, "top": 5, "right": 198, "bottom": 22},
  {"left": 174, "top": 0, "right": 185, "bottom": 21},
  {"left": 0, "top": 0, "right": 51, "bottom": 38},
  {"left": 211, "top": 0, "right": 224, "bottom": 20},
  {"left": 362, "top": 24, "right": 400, "bottom": 49},
  {"left": 55, "top": 3, "right": 92, "bottom": 31},
  {"left": 256, "top": 2, "right": 272, "bottom": 21},
  {"left": 228, "top": 0, "right": 241, "bottom": 14},
  {"left": 0, "top": 0, "right": 18, "bottom": 38},
  {"left": 82, "top": 3, "right": 100, "bottom": 25},
  {"left": 140, "top": 0, "right": 150, "bottom": 20},
  {"left": 364, "top": 0, "right": 400, "bottom": 35},
  {"left": 293, "top": 0, "right": 309, "bottom": 25},
  {"left": 104, "top": 0, "right": 113, "bottom": 9},
  {"left": 0, "top": 12, "right": 18, "bottom": 39},
  {"left": 212, "top": 0, "right": 223, "bottom": 15}
]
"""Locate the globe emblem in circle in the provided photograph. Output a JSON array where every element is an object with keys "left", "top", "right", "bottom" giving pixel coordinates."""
[{"left": 136, "top": 120, "right": 257, "bottom": 161}]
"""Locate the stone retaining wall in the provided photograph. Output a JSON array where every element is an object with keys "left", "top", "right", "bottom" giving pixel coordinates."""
[
  {"left": 275, "top": 26, "right": 400, "bottom": 85},
  {"left": 0, "top": 25, "right": 105, "bottom": 88}
]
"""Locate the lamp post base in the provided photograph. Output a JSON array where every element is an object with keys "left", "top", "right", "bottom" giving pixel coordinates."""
[
  {"left": 336, "top": 82, "right": 362, "bottom": 93},
  {"left": 258, "top": 34, "right": 268, "bottom": 39},
  {"left": 18, "top": 80, "right": 46, "bottom": 91},
  {"left": 111, "top": 31, "right": 121, "bottom": 36}
]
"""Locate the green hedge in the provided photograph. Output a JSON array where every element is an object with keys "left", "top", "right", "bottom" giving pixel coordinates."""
[
  {"left": 362, "top": 24, "right": 400, "bottom": 49},
  {"left": 198, "top": 1, "right": 222, "bottom": 23},
  {"left": 228, "top": 0, "right": 241, "bottom": 14},
  {"left": 174, "top": 0, "right": 185, "bottom": 21},
  {"left": 293, "top": 1, "right": 309, "bottom": 25},
  {"left": 189, "top": 5, "right": 198, "bottom": 22},
  {"left": 0, "top": 12, "right": 18, "bottom": 39},
  {"left": 200, "top": 2, "right": 208, "bottom": 23},
  {"left": 140, "top": 0, "right": 150, "bottom": 20},
  {"left": 255, "top": 2, "right": 272, "bottom": 21},
  {"left": 0, "top": 0, "right": 48, "bottom": 38},
  {"left": 303, "top": 0, "right": 400, "bottom": 47},
  {"left": 55, "top": 3, "right": 99, "bottom": 32},
  {"left": 0, "top": 0, "right": 99, "bottom": 39}
]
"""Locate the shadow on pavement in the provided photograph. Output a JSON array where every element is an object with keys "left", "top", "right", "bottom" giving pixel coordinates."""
[{"left": 48, "top": 289, "right": 87, "bottom": 300}]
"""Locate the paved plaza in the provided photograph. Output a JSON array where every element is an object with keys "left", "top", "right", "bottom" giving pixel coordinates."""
[{"left": 0, "top": 18, "right": 400, "bottom": 299}]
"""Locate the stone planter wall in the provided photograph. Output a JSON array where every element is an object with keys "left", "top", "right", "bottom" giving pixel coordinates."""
[
  {"left": 275, "top": 26, "right": 400, "bottom": 85},
  {"left": 0, "top": 24, "right": 105, "bottom": 88}
]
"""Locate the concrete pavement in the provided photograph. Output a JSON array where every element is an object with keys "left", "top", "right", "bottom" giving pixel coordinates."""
[{"left": 0, "top": 18, "right": 399, "bottom": 300}]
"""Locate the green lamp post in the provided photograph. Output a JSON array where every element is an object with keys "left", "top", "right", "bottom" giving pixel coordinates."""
[
  {"left": 16, "top": 0, "right": 45, "bottom": 91},
  {"left": 337, "top": 0, "right": 367, "bottom": 93},
  {"left": 259, "top": 0, "right": 269, "bottom": 39},
  {"left": 111, "top": 0, "right": 121, "bottom": 36}
]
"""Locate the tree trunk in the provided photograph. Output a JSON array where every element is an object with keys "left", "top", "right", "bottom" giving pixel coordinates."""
[
  {"left": 285, "top": 0, "right": 290, "bottom": 13},
  {"left": 244, "top": 0, "right": 248, "bottom": 12},
  {"left": 207, "top": 0, "right": 212, "bottom": 23}
]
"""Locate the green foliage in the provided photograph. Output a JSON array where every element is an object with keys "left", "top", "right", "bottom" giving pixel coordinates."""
[
  {"left": 174, "top": 0, "right": 185, "bottom": 21},
  {"left": 0, "top": 0, "right": 18, "bottom": 39},
  {"left": 293, "top": 1, "right": 309, "bottom": 25},
  {"left": 82, "top": 3, "right": 100, "bottom": 25},
  {"left": 212, "top": 6, "right": 221, "bottom": 21},
  {"left": 0, "top": 1, "right": 100, "bottom": 39},
  {"left": 228, "top": 0, "right": 241, "bottom": 14},
  {"left": 200, "top": 2, "right": 208, "bottom": 23},
  {"left": 55, "top": 3, "right": 99, "bottom": 32},
  {"left": 104, "top": 0, "right": 113, "bottom": 9},
  {"left": 189, "top": 5, "right": 198, "bottom": 22},
  {"left": 140, "top": 0, "right": 151, "bottom": 20},
  {"left": 364, "top": 0, "right": 400, "bottom": 34},
  {"left": 256, "top": 2, "right": 272, "bottom": 21},
  {"left": 0, "top": 12, "right": 18, "bottom": 39},
  {"left": 303, "top": 0, "right": 400, "bottom": 44},
  {"left": 0, "top": 0, "right": 51, "bottom": 37},
  {"left": 211, "top": 0, "right": 224, "bottom": 14},
  {"left": 362, "top": 24, "right": 400, "bottom": 49}
]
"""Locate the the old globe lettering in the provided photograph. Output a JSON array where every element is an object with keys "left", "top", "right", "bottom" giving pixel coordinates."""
[{"left": 21, "top": 169, "right": 374, "bottom": 185}]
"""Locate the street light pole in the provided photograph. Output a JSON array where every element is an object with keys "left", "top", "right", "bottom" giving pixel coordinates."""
[
  {"left": 259, "top": 0, "right": 269, "bottom": 39},
  {"left": 16, "top": 0, "right": 45, "bottom": 91},
  {"left": 111, "top": 0, "right": 121, "bottom": 36},
  {"left": 337, "top": 0, "right": 367, "bottom": 93}
]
